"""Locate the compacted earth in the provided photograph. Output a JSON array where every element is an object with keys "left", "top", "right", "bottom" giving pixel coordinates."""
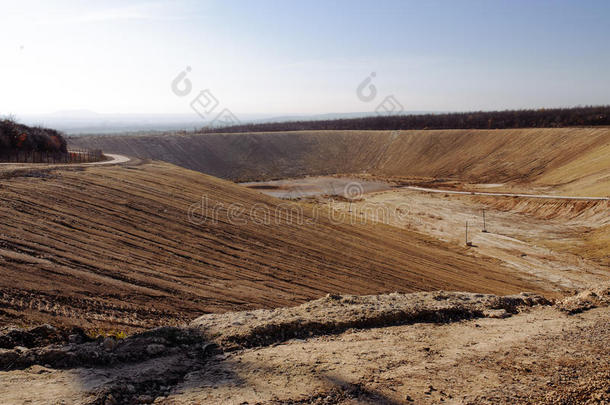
[
  {"left": 0, "top": 161, "right": 544, "bottom": 333},
  {"left": 1, "top": 127, "right": 608, "bottom": 404},
  {"left": 0, "top": 287, "right": 608, "bottom": 404}
]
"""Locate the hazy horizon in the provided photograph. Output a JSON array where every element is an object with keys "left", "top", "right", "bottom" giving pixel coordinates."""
[
  {"left": 14, "top": 109, "right": 441, "bottom": 134},
  {"left": 2, "top": 0, "right": 610, "bottom": 124}
]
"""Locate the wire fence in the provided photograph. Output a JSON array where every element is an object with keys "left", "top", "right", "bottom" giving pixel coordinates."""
[{"left": 0, "top": 148, "right": 105, "bottom": 164}]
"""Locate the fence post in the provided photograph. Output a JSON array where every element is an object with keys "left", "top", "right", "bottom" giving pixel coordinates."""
[{"left": 1, "top": 148, "right": 102, "bottom": 164}]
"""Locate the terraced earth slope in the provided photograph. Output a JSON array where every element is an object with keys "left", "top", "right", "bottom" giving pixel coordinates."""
[
  {"left": 0, "top": 161, "right": 539, "bottom": 332},
  {"left": 70, "top": 127, "right": 610, "bottom": 195}
]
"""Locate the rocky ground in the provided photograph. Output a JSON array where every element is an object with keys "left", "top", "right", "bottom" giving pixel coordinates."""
[{"left": 1, "top": 287, "right": 608, "bottom": 405}]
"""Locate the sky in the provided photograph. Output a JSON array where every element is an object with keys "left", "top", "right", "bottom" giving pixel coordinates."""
[{"left": 1, "top": 0, "right": 610, "bottom": 118}]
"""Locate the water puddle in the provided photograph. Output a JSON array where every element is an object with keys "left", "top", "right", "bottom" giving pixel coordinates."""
[{"left": 240, "top": 176, "right": 392, "bottom": 199}]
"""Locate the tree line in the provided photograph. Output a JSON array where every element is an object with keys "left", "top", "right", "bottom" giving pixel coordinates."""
[{"left": 199, "top": 105, "right": 610, "bottom": 133}]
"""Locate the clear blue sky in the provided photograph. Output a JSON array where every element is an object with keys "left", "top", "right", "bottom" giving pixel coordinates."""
[{"left": 2, "top": 0, "right": 610, "bottom": 115}]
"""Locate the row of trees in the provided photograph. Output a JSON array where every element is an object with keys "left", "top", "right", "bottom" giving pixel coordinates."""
[
  {"left": 0, "top": 119, "right": 68, "bottom": 153},
  {"left": 199, "top": 105, "right": 610, "bottom": 133}
]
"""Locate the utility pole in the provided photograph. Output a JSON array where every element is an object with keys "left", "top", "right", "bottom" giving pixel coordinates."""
[
  {"left": 466, "top": 221, "right": 473, "bottom": 246},
  {"left": 482, "top": 209, "right": 488, "bottom": 233}
]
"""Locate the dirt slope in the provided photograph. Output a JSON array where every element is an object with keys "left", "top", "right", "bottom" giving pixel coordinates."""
[
  {"left": 533, "top": 141, "right": 610, "bottom": 196},
  {"left": 70, "top": 128, "right": 610, "bottom": 195},
  {"left": 0, "top": 161, "right": 539, "bottom": 332}
]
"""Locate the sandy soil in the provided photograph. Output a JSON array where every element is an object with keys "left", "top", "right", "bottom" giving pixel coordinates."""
[
  {"left": 0, "top": 162, "right": 539, "bottom": 333},
  {"left": 0, "top": 288, "right": 607, "bottom": 405},
  {"left": 2, "top": 128, "right": 607, "bottom": 403},
  {"left": 175, "top": 304, "right": 609, "bottom": 404},
  {"left": 238, "top": 177, "right": 609, "bottom": 291},
  {"left": 327, "top": 188, "right": 609, "bottom": 292},
  {"left": 70, "top": 128, "right": 610, "bottom": 196}
]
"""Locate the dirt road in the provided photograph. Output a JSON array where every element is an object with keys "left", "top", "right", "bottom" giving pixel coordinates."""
[
  {"left": 0, "top": 153, "right": 130, "bottom": 168},
  {"left": 404, "top": 186, "right": 610, "bottom": 201},
  {"left": 82, "top": 153, "right": 130, "bottom": 166}
]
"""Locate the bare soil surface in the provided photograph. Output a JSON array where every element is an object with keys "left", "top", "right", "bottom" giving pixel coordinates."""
[
  {"left": 327, "top": 188, "right": 609, "bottom": 292},
  {"left": 70, "top": 128, "right": 610, "bottom": 196},
  {"left": 190, "top": 291, "right": 550, "bottom": 350},
  {"left": 0, "top": 287, "right": 607, "bottom": 405},
  {"left": 245, "top": 176, "right": 608, "bottom": 291},
  {"left": 2, "top": 128, "right": 607, "bottom": 403},
  {"left": 0, "top": 161, "right": 538, "bottom": 333}
]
